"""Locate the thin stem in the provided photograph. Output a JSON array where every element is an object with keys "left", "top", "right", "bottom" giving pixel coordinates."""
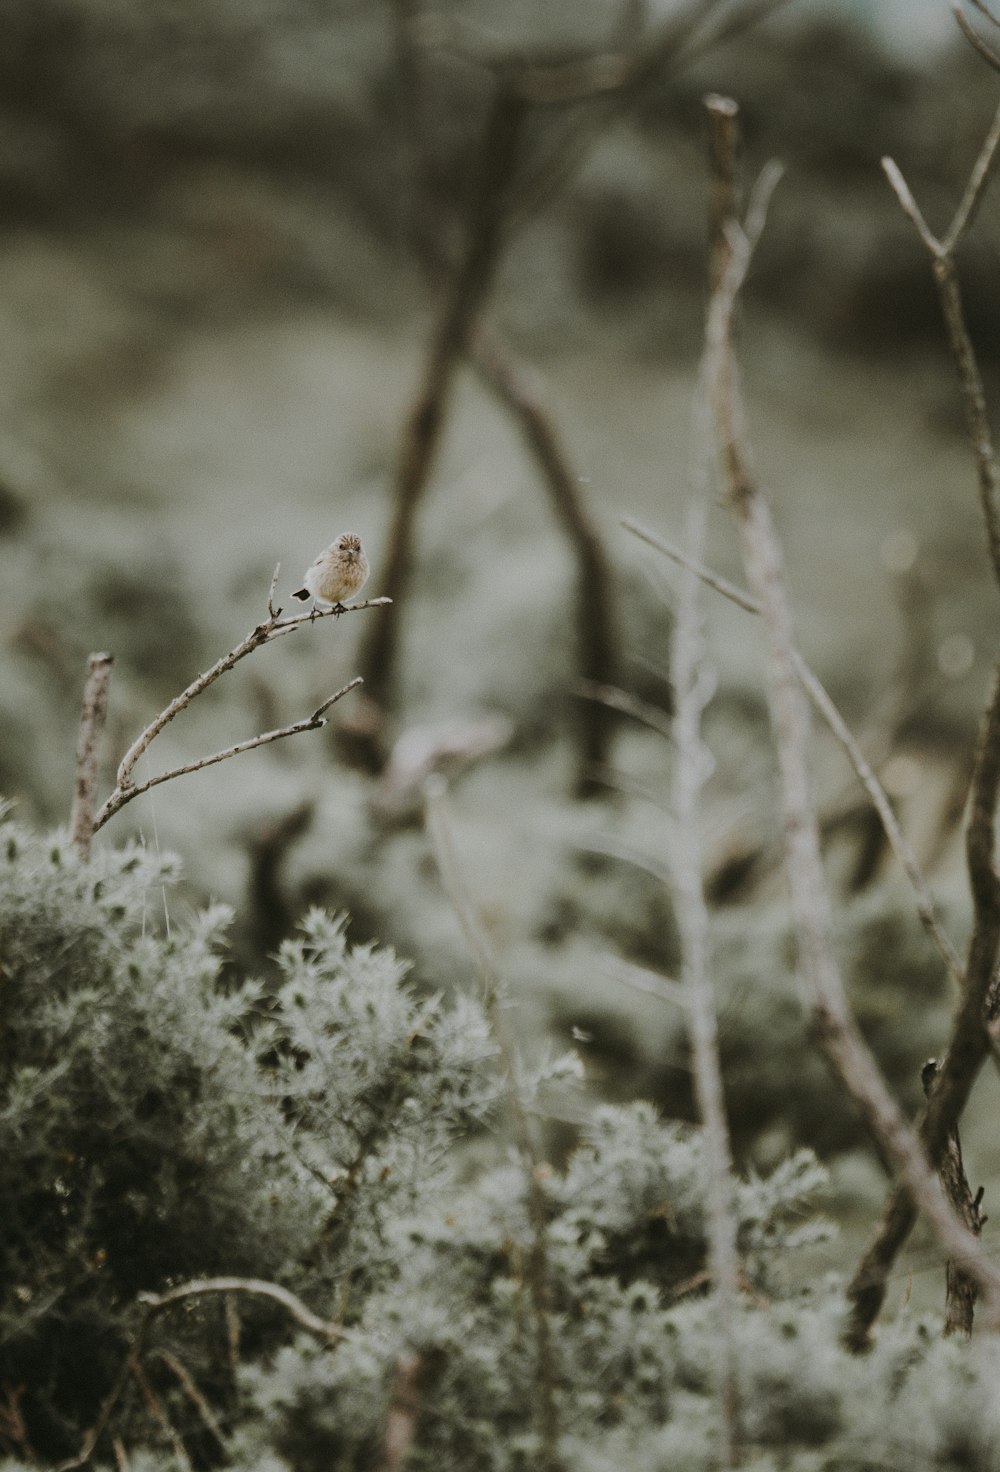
[{"left": 93, "top": 680, "right": 362, "bottom": 834}]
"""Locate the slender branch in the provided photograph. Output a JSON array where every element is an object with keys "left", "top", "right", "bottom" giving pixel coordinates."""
[
  {"left": 93, "top": 680, "right": 362, "bottom": 834},
  {"left": 621, "top": 518, "right": 964, "bottom": 989},
  {"left": 919, "top": 1060, "right": 988, "bottom": 1338},
  {"left": 424, "top": 776, "right": 561, "bottom": 1470},
  {"left": 843, "top": 86, "right": 1000, "bottom": 1348},
  {"left": 116, "top": 598, "right": 388, "bottom": 789},
  {"left": 469, "top": 323, "right": 619, "bottom": 796},
  {"left": 71, "top": 651, "right": 114, "bottom": 859},
  {"left": 378, "top": 1352, "right": 443, "bottom": 1472},
  {"left": 55, "top": 1271, "right": 361, "bottom": 1469},
  {"left": 707, "top": 100, "right": 1000, "bottom": 1338},
  {"left": 883, "top": 108, "right": 1000, "bottom": 590},
  {"left": 135, "top": 1277, "right": 357, "bottom": 1343},
  {"left": 131, "top": 1360, "right": 191, "bottom": 1472}
]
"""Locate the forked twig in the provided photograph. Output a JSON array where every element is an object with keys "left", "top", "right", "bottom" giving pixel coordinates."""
[
  {"left": 844, "top": 69, "right": 1000, "bottom": 1347},
  {"left": 882, "top": 104, "right": 1000, "bottom": 588},
  {"left": 70, "top": 583, "right": 389, "bottom": 847},
  {"left": 707, "top": 98, "right": 1000, "bottom": 1337},
  {"left": 93, "top": 680, "right": 362, "bottom": 833}
]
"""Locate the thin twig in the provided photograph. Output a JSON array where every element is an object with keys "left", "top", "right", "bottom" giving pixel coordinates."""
[
  {"left": 622, "top": 518, "right": 964, "bottom": 988},
  {"left": 130, "top": 1359, "right": 192, "bottom": 1472},
  {"left": 70, "top": 652, "right": 114, "bottom": 859},
  {"left": 424, "top": 776, "right": 560, "bottom": 1470},
  {"left": 116, "top": 598, "right": 388, "bottom": 788},
  {"left": 708, "top": 100, "right": 1000, "bottom": 1336},
  {"left": 920, "top": 1060, "right": 988, "bottom": 1338},
  {"left": 93, "top": 680, "right": 362, "bottom": 833},
  {"left": 955, "top": 4, "right": 1000, "bottom": 73}
]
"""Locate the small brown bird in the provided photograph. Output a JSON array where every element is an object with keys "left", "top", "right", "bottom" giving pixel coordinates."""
[{"left": 292, "top": 532, "right": 370, "bottom": 611}]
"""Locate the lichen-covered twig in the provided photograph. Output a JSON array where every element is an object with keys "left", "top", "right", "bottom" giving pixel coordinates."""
[{"left": 844, "top": 68, "right": 1000, "bottom": 1347}]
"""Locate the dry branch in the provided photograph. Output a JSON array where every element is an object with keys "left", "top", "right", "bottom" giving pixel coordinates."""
[
  {"left": 706, "top": 98, "right": 1000, "bottom": 1338},
  {"left": 844, "top": 89, "right": 1000, "bottom": 1347},
  {"left": 73, "top": 589, "right": 387, "bottom": 843},
  {"left": 56, "top": 1276, "right": 356, "bottom": 1470}
]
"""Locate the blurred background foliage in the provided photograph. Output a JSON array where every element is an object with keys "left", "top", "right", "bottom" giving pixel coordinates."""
[{"left": 3, "top": 0, "right": 1000, "bottom": 1319}]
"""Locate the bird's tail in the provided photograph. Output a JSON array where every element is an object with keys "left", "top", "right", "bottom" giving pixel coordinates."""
[{"left": 291, "top": 588, "right": 311, "bottom": 601}]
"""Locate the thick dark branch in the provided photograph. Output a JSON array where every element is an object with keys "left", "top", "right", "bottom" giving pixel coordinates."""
[
  {"left": 707, "top": 99, "right": 1000, "bottom": 1340},
  {"left": 356, "top": 87, "right": 527, "bottom": 722}
]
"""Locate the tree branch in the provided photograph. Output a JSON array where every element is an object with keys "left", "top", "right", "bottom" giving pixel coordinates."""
[
  {"left": 706, "top": 98, "right": 1000, "bottom": 1339},
  {"left": 424, "top": 776, "right": 561, "bottom": 1470},
  {"left": 93, "top": 680, "right": 362, "bottom": 833}
]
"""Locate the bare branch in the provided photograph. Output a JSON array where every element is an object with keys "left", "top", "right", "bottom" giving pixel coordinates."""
[
  {"left": 847, "top": 658, "right": 1000, "bottom": 1346},
  {"left": 709, "top": 98, "right": 1000, "bottom": 1337},
  {"left": 71, "top": 651, "right": 114, "bottom": 860},
  {"left": 93, "top": 680, "right": 363, "bottom": 834},
  {"left": 669, "top": 491, "right": 740, "bottom": 1466},
  {"left": 845, "top": 81, "right": 1000, "bottom": 1347},
  {"left": 881, "top": 157, "right": 940, "bottom": 255},
  {"left": 136, "top": 1277, "right": 355, "bottom": 1342},
  {"left": 622, "top": 518, "right": 964, "bottom": 988},
  {"left": 131, "top": 1359, "right": 191, "bottom": 1472},
  {"left": 883, "top": 118, "right": 1000, "bottom": 588},
  {"left": 116, "top": 598, "right": 387, "bottom": 789},
  {"left": 955, "top": 4, "right": 1000, "bottom": 72},
  {"left": 153, "top": 1351, "right": 227, "bottom": 1453}
]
